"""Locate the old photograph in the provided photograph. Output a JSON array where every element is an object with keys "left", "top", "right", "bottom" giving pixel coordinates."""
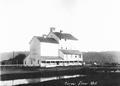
[{"left": 0, "top": 0, "right": 120, "bottom": 86}]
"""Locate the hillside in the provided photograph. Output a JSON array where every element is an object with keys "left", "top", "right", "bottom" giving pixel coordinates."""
[
  {"left": 0, "top": 51, "right": 120, "bottom": 64},
  {"left": 0, "top": 51, "right": 29, "bottom": 62},
  {"left": 83, "top": 51, "right": 120, "bottom": 64}
]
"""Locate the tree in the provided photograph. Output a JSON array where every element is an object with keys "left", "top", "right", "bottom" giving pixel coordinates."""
[{"left": 14, "top": 54, "right": 26, "bottom": 64}]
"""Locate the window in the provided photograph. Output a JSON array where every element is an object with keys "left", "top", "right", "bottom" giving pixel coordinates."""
[
  {"left": 38, "top": 60, "right": 39, "bottom": 64},
  {"left": 56, "top": 61, "right": 59, "bottom": 65},
  {"left": 65, "top": 38, "right": 67, "bottom": 41},
  {"left": 42, "top": 61, "right": 46, "bottom": 63},
  {"left": 46, "top": 61, "right": 50, "bottom": 63},
  {"left": 79, "top": 55, "right": 81, "bottom": 58},
  {"left": 75, "top": 55, "right": 77, "bottom": 58},
  {"left": 24, "top": 61, "right": 26, "bottom": 64},
  {"left": 51, "top": 61, "right": 55, "bottom": 63}
]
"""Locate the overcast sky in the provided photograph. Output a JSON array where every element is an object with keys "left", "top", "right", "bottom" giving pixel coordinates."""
[{"left": 0, "top": 0, "right": 120, "bottom": 52}]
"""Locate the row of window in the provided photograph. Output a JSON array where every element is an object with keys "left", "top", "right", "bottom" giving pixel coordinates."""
[
  {"left": 24, "top": 60, "right": 82, "bottom": 65},
  {"left": 41, "top": 61, "right": 82, "bottom": 63}
]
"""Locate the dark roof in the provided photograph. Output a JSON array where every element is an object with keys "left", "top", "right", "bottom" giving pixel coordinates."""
[
  {"left": 36, "top": 36, "right": 59, "bottom": 44},
  {"left": 53, "top": 32, "right": 78, "bottom": 40},
  {"left": 60, "top": 49, "right": 81, "bottom": 55},
  {"left": 40, "top": 56, "right": 63, "bottom": 61}
]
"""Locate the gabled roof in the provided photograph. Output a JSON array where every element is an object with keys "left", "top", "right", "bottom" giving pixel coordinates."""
[
  {"left": 60, "top": 49, "right": 81, "bottom": 55},
  {"left": 53, "top": 32, "right": 78, "bottom": 40},
  {"left": 40, "top": 56, "right": 63, "bottom": 61},
  {"left": 36, "top": 36, "right": 59, "bottom": 44}
]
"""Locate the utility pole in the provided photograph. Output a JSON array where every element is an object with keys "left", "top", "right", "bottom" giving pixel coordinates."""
[
  {"left": 13, "top": 51, "right": 14, "bottom": 64},
  {"left": 13, "top": 51, "right": 14, "bottom": 58}
]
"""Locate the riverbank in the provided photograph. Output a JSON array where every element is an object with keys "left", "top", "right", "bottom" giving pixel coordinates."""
[
  {"left": 20, "top": 72, "right": 120, "bottom": 86},
  {"left": 1, "top": 72, "right": 120, "bottom": 86},
  {"left": 0, "top": 65, "right": 86, "bottom": 80},
  {"left": 1, "top": 65, "right": 120, "bottom": 81}
]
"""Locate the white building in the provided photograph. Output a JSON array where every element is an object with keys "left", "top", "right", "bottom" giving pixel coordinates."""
[{"left": 24, "top": 28, "right": 83, "bottom": 67}]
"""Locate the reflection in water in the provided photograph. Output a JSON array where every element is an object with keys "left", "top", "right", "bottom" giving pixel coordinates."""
[
  {"left": 34, "top": 73, "right": 120, "bottom": 86},
  {"left": 0, "top": 74, "right": 84, "bottom": 86},
  {"left": 1, "top": 73, "right": 120, "bottom": 86},
  {"left": 0, "top": 79, "right": 28, "bottom": 86}
]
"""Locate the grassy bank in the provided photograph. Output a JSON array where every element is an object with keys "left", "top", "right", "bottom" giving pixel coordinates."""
[{"left": 1, "top": 65, "right": 120, "bottom": 81}]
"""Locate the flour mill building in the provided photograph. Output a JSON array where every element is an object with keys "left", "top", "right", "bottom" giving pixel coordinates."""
[{"left": 24, "top": 28, "right": 83, "bottom": 67}]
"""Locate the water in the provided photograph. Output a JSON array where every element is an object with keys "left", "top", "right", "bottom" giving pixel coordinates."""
[
  {"left": 0, "top": 74, "right": 85, "bottom": 86},
  {"left": 1, "top": 73, "right": 120, "bottom": 86},
  {"left": 39, "top": 73, "right": 120, "bottom": 86}
]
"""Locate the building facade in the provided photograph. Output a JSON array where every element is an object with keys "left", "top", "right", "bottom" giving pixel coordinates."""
[{"left": 24, "top": 28, "right": 83, "bottom": 67}]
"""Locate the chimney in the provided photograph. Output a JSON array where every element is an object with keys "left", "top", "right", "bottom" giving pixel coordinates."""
[
  {"left": 50, "top": 27, "right": 55, "bottom": 32},
  {"left": 60, "top": 30, "right": 63, "bottom": 33},
  {"left": 60, "top": 30, "right": 63, "bottom": 40}
]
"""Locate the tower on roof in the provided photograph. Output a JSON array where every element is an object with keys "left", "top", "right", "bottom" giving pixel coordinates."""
[{"left": 50, "top": 27, "right": 55, "bottom": 32}]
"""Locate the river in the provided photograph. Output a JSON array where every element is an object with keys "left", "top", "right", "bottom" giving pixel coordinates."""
[{"left": 1, "top": 72, "right": 120, "bottom": 86}]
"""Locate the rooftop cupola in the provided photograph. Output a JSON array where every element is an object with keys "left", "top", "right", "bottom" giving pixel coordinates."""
[
  {"left": 50, "top": 27, "right": 55, "bottom": 32},
  {"left": 60, "top": 30, "right": 63, "bottom": 40}
]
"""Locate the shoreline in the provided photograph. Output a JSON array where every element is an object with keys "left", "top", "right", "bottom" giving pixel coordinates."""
[
  {"left": 1, "top": 72, "right": 120, "bottom": 86},
  {"left": 1, "top": 65, "right": 120, "bottom": 80}
]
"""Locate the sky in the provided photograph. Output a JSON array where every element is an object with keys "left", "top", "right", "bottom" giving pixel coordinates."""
[{"left": 0, "top": 0, "right": 120, "bottom": 53}]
